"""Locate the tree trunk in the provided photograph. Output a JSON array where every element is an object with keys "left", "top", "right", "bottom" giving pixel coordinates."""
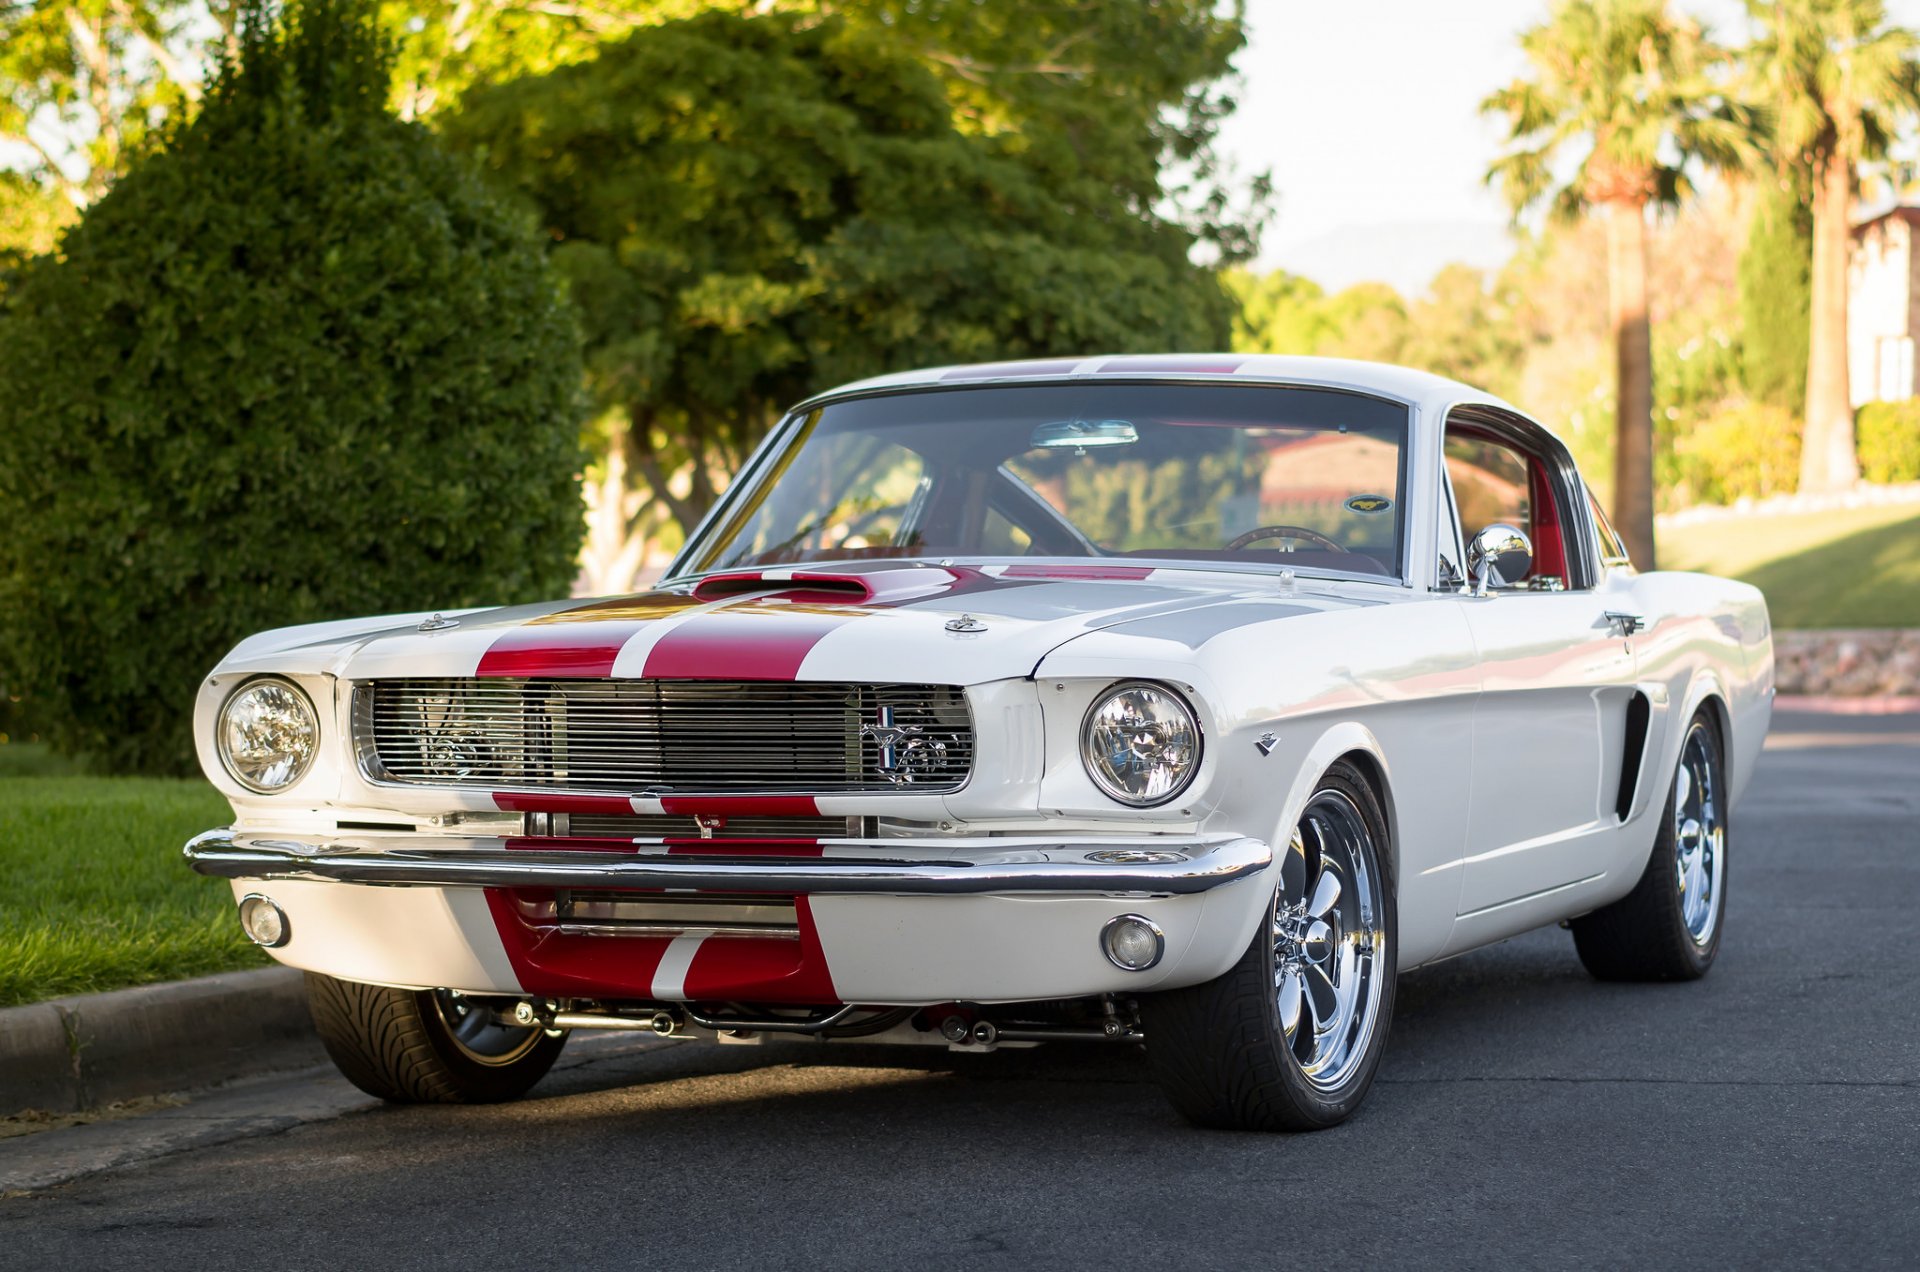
[
  {"left": 1606, "top": 198, "right": 1657, "bottom": 570},
  {"left": 1802, "top": 149, "right": 1860, "bottom": 492},
  {"left": 579, "top": 442, "right": 654, "bottom": 597}
]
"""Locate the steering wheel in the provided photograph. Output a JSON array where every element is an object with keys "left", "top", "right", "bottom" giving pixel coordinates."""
[{"left": 1225, "top": 524, "right": 1347, "bottom": 553}]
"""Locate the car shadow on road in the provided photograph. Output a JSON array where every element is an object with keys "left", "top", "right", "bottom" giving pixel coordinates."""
[{"left": 439, "top": 923, "right": 1635, "bottom": 1131}]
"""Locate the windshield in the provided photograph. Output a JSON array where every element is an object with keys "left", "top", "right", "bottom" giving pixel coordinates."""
[{"left": 680, "top": 382, "right": 1411, "bottom": 582}]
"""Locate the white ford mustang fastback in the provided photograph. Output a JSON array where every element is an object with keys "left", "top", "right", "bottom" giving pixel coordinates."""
[{"left": 187, "top": 355, "right": 1772, "bottom": 1130}]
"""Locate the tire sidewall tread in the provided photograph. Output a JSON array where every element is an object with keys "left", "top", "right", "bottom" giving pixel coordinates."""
[
  {"left": 1141, "top": 761, "right": 1398, "bottom": 1132},
  {"left": 1570, "top": 709, "right": 1728, "bottom": 983},
  {"left": 305, "top": 973, "right": 565, "bottom": 1104}
]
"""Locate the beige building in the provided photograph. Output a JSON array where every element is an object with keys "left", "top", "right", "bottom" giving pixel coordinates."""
[{"left": 1850, "top": 205, "right": 1920, "bottom": 407}]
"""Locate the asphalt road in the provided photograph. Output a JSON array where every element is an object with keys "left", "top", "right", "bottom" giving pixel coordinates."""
[{"left": 3, "top": 707, "right": 1916, "bottom": 1268}]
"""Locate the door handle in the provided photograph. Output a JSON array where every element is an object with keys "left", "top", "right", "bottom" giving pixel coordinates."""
[{"left": 1604, "top": 611, "right": 1647, "bottom": 636}]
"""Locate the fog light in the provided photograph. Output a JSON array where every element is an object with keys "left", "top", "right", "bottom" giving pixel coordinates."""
[
  {"left": 238, "top": 894, "right": 290, "bottom": 948},
  {"left": 1101, "top": 914, "right": 1164, "bottom": 971}
]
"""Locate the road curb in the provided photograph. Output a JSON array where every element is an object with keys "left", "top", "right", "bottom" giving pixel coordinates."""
[
  {"left": 1774, "top": 694, "right": 1920, "bottom": 714},
  {"left": 0, "top": 968, "right": 322, "bottom": 1118}
]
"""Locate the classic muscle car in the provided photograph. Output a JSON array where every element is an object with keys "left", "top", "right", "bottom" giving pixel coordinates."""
[{"left": 186, "top": 355, "right": 1772, "bottom": 1130}]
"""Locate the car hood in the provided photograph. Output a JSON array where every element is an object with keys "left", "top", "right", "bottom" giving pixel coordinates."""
[{"left": 235, "top": 564, "right": 1352, "bottom": 687}]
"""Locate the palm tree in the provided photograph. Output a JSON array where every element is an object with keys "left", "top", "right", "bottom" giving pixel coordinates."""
[
  {"left": 1484, "top": 0, "right": 1749, "bottom": 568},
  {"left": 1744, "top": 1, "right": 1920, "bottom": 493}
]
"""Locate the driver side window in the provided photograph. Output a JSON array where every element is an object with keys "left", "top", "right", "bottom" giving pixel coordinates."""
[
  {"left": 1445, "top": 436, "right": 1531, "bottom": 542},
  {"left": 1442, "top": 419, "right": 1573, "bottom": 591}
]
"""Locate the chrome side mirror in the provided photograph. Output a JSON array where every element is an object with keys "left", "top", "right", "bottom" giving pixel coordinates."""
[{"left": 1467, "top": 523, "right": 1533, "bottom": 596}]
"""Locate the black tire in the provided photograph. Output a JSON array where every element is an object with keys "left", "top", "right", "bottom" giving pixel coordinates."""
[
  {"left": 305, "top": 973, "right": 566, "bottom": 1104},
  {"left": 1571, "top": 710, "right": 1728, "bottom": 982},
  {"left": 1141, "top": 761, "right": 1397, "bottom": 1132}
]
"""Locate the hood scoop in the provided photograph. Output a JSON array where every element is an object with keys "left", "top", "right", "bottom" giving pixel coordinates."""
[{"left": 691, "top": 566, "right": 960, "bottom": 607}]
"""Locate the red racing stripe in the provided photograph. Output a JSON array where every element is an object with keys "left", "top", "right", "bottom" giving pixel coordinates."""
[
  {"left": 640, "top": 605, "right": 854, "bottom": 680},
  {"left": 481, "top": 836, "right": 840, "bottom": 1001},
  {"left": 482, "top": 888, "right": 676, "bottom": 998},
  {"left": 659, "top": 794, "right": 818, "bottom": 817},
  {"left": 680, "top": 897, "right": 838, "bottom": 1002},
  {"left": 492, "top": 792, "right": 635, "bottom": 815},
  {"left": 476, "top": 594, "right": 703, "bottom": 678},
  {"left": 939, "top": 358, "right": 1083, "bottom": 381},
  {"left": 1096, "top": 355, "right": 1245, "bottom": 375}
]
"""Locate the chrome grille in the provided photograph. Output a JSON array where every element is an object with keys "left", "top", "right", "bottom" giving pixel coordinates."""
[{"left": 357, "top": 678, "right": 973, "bottom": 795}]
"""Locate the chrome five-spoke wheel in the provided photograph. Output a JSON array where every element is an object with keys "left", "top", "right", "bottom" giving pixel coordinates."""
[
  {"left": 1272, "top": 792, "right": 1389, "bottom": 1091},
  {"left": 1673, "top": 721, "right": 1724, "bottom": 947},
  {"left": 433, "top": 990, "right": 550, "bottom": 1066},
  {"left": 1142, "top": 760, "right": 1398, "bottom": 1131},
  {"left": 1571, "top": 708, "right": 1729, "bottom": 982}
]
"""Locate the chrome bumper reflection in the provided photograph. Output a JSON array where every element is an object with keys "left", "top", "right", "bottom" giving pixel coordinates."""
[{"left": 183, "top": 829, "right": 1271, "bottom": 897}]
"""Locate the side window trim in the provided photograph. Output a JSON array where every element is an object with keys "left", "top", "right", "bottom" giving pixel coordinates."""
[
  {"left": 1587, "top": 483, "right": 1635, "bottom": 571},
  {"left": 1435, "top": 456, "right": 1466, "bottom": 592}
]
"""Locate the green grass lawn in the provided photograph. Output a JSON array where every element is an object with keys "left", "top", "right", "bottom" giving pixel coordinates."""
[
  {"left": 1661, "top": 503, "right": 1920, "bottom": 629},
  {"left": 0, "top": 749, "right": 262, "bottom": 1008}
]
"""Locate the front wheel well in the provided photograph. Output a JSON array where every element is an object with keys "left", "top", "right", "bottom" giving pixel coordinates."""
[
  {"left": 1695, "top": 692, "right": 1731, "bottom": 752},
  {"left": 1330, "top": 748, "right": 1396, "bottom": 883}
]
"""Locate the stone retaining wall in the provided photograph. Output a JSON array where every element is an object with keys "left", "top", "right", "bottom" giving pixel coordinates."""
[{"left": 1774, "top": 629, "right": 1920, "bottom": 697}]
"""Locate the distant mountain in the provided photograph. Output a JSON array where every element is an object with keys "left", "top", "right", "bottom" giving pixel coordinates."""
[{"left": 1265, "top": 220, "right": 1517, "bottom": 298}]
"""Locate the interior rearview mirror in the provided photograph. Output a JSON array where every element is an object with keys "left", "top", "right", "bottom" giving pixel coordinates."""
[
  {"left": 1467, "top": 523, "right": 1533, "bottom": 596},
  {"left": 1030, "top": 419, "right": 1139, "bottom": 451}
]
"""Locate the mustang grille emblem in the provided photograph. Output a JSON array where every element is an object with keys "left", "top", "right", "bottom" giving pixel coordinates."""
[{"left": 861, "top": 706, "right": 956, "bottom": 786}]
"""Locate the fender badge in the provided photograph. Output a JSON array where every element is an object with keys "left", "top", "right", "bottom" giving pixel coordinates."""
[
  {"left": 945, "top": 614, "right": 987, "bottom": 633},
  {"left": 1344, "top": 494, "right": 1392, "bottom": 514},
  {"left": 417, "top": 613, "right": 460, "bottom": 632}
]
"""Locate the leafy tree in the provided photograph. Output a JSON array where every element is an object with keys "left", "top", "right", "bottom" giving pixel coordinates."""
[
  {"left": 382, "top": 0, "right": 1262, "bottom": 256},
  {"left": 1225, "top": 268, "right": 1336, "bottom": 355},
  {"left": 1738, "top": 172, "right": 1812, "bottom": 412},
  {"left": 1227, "top": 273, "right": 1411, "bottom": 365},
  {"left": 1483, "top": 0, "right": 1750, "bottom": 568},
  {"left": 846, "top": 0, "right": 1265, "bottom": 263},
  {"left": 1318, "top": 282, "right": 1412, "bottom": 365},
  {"left": 1232, "top": 263, "right": 1519, "bottom": 395},
  {"left": 446, "top": 10, "right": 1237, "bottom": 547},
  {"left": 0, "top": 0, "right": 202, "bottom": 204},
  {"left": 0, "top": 168, "right": 73, "bottom": 277},
  {"left": 1743, "top": 0, "right": 1920, "bottom": 492},
  {"left": 1403, "top": 265, "right": 1527, "bottom": 392},
  {"left": 0, "top": 0, "right": 584, "bottom": 773},
  {"left": 375, "top": 0, "right": 688, "bottom": 119}
]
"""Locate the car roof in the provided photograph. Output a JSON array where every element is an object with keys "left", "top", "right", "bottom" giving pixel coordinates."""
[{"left": 801, "top": 354, "right": 1518, "bottom": 416}]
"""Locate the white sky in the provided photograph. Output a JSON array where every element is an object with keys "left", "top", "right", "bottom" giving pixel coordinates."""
[{"left": 1219, "top": 0, "right": 1920, "bottom": 294}]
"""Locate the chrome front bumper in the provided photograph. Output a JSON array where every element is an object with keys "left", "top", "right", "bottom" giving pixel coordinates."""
[{"left": 184, "top": 829, "right": 1272, "bottom": 897}]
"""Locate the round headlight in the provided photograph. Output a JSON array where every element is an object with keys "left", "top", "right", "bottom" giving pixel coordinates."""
[
  {"left": 217, "top": 677, "right": 319, "bottom": 793},
  {"left": 1080, "top": 681, "right": 1201, "bottom": 807}
]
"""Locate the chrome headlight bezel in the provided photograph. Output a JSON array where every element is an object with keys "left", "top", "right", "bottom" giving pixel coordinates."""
[
  {"left": 216, "top": 675, "right": 320, "bottom": 794},
  {"left": 1078, "top": 680, "right": 1203, "bottom": 808}
]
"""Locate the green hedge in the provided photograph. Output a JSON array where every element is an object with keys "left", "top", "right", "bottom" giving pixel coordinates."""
[
  {"left": 1666, "top": 401, "right": 1803, "bottom": 507},
  {"left": 0, "top": 0, "right": 585, "bottom": 774},
  {"left": 1857, "top": 399, "right": 1920, "bottom": 485}
]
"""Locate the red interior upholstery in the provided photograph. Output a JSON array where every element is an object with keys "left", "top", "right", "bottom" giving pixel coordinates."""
[
  {"left": 1526, "top": 458, "right": 1568, "bottom": 580},
  {"left": 1450, "top": 423, "right": 1570, "bottom": 584}
]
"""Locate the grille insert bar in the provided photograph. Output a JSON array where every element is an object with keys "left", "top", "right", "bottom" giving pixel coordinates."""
[
  {"left": 358, "top": 678, "right": 973, "bottom": 795},
  {"left": 550, "top": 891, "right": 799, "bottom": 940},
  {"left": 562, "top": 813, "right": 856, "bottom": 840}
]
